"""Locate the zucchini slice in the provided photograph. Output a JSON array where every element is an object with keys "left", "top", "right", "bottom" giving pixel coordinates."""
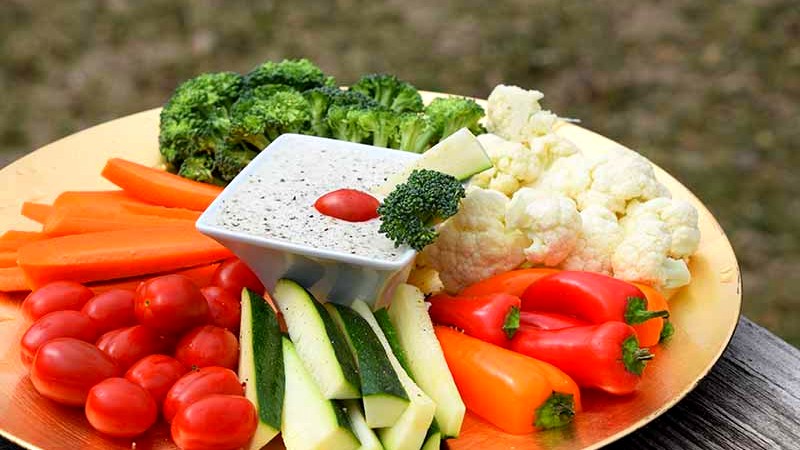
[
  {"left": 387, "top": 284, "right": 465, "bottom": 438},
  {"left": 342, "top": 399, "right": 384, "bottom": 450},
  {"left": 281, "top": 337, "right": 360, "bottom": 450},
  {"left": 238, "top": 288, "right": 283, "bottom": 449},
  {"left": 373, "top": 128, "right": 492, "bottom": 196},
  {"left": 421, "top": 421, "right": 442, "bottom": 450},
  {"left": 327, "top": 303, "right": 409, "bottom": 428},
  {"left": 273, "top": 278, "right": 360, "bottom": 399},
  {"left": 351, "top": 300, "right": 436, "bottom": 450}
]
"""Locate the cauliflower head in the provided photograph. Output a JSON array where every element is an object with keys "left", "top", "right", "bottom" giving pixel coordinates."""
[
  {"left": 560, "top": 205, "right": 623, "bottom": 274},
  {"left": 485, "top": 85, "right": 558, "bottom": 145},
  {"left": 423, "top": 187, "right": 528, "bottom": 293},
  {"left": 506, "top": 188, "right": 582, "bottom": 267}
]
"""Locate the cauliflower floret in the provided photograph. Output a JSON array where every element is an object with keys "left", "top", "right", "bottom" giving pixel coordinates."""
[
  {"left": 406, "top": 253, "right": 444, "bottom": 296},
  {"left": 576, "top": 147, "right": 670, "bottom": 214},
  {"left": 612, "top": 214, "right": 691, "bottom": 289},
  {"left": 535, "top": 152, "right": 599, "bottom": 200},
  {"left": 471, "top": 133, "right": 580, "bottom": 197},
  {"left": 625, "top": 198, "right": 700, "bottom": 259},
  {"left": 485, "top": 85, "right": 558, "bottom": 145},
  {"left": 470, "top": 133, "right": 544, "bottom": 196},
  {"left": 506, "top": 188, "right": 582, "bottom": 266},
  {"left": 560, "top": 205, "right": 623, "bottom": 274},
  {"left": 423, "top": 187, "right": 528, "bottom": 293}
]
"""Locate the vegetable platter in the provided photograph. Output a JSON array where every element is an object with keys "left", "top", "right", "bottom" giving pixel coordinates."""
[{"left": 0, "top": 91, "right": 740, "bottom": 450}]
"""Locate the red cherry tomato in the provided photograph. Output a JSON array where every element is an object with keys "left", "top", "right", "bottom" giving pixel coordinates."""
[
  {"left": 85, "top": 377, "right": 157, "bottom": 438},
  {"left": 30, "top": 338, "right": 120, "bottom": 406},
  {"left": 81, "top": 289, "right": 136, "bottom": 334},
  {"left": 171, "top": 394, "right": 257, "bottom": 450},
  {"left": 96, "top": 325, "right": 174, "bottom": 371},
  {"left": 314, "top": 188, "right": 380, "bottom": 222},
  {"left": 162, "top": 366, "right": 243, "bottom": 423},
  {"left": 20, "top": 310, "right": 98, "bottom": 369},
  {"left": 200, "top": 286, "right": 241, "bottom": 333},
  {"left": 125, "top": 354, "right": 188, "bottom": 406},
  {"left": 135, "top": 275, "right": 209, "bottom": 335},
  {"left": 211, "top": 258, "right": 264, "bottom": 296},
  {"left": 175, "top": 326, "right": 239, "bottom": 370},
  {"left": 21, "top": 281, "right": 94, "bottom": 321}
]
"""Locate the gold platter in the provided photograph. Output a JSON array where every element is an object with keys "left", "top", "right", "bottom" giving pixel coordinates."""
[{"left": 0, "top": 93, "right": 741, "bottom": 450}]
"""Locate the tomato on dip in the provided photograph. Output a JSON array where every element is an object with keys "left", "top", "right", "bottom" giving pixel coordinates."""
[{"left": 314, "top": 189, "right": 380, "bottom": 222}]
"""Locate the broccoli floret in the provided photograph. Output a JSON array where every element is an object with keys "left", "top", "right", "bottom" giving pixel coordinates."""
[
  {"left": 158, "top": 72, "right": 243, "bottom": 169},
  {"left": 326, "top": 104, "right": 371, "bottom": 143},
  {"left": 394, "top": 113, "right": 438, "bottom": 153},
  {"left": 304, "top": 86, "right": 378, "bottom": 137},
  {"left": 245, "top": 58, "right": 335, "bottom": 92},
  {"left": 177, "top": 154, "right": 222, "bottom": 185},
  {"left": 350, "top": 74, "right": 423, "bottom": 113},
  {"left": 214, "top": 141, "right": 258, "bottom": 182},
  {"left": 377, "top": 169, "right": 466, "bottom": 250},
  {"left": 359, "top": 108, "right": 399, "bottom": 148},
  {"left": 425, "top": 96, "right": 485, "bottom": 141},
  {"left": 229, "top": 89, "right": 311, "bottom": 149}
]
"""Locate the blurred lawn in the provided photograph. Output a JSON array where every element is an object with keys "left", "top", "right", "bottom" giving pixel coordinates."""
[{"left": 1, "top": 0, "right": 798, "bottom": 345}]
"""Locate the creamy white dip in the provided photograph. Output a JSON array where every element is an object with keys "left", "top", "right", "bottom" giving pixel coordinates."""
[{"left": 214, "top": 139, "right": 417, "bottom": 261}]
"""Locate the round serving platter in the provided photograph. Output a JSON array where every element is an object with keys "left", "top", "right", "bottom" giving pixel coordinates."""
[{"left": 0, "top": 92, "right": 741, "bottom": 450}]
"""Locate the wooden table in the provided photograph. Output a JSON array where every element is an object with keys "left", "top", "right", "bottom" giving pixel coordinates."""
[{"left": 2, "top": 317, "right": 797, "bottom": 449}]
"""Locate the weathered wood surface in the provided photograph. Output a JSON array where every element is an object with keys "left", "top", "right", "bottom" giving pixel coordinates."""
[{"left": 2, "top": 317, "right": 797, "bottom": 450}]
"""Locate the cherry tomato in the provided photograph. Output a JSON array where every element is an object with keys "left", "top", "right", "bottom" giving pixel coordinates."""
[
  {"left": 211, "top": 258, "right": 264, "bottom": 296},
  {"left": 135, "top": 275, "right": 209, "bottom": 335},
  {"left": 85, "top": 377, "right": 157, "bottom": 438},
  {"left": 125, "top": 354, "right": 187, "bottom": 406},
  {"left": 200, "top": 286, "right": 241, "bottom": 333},
  {"left": 96, "top": 325, "right": 174, "bottom": 371},
  {"left": 175, "top": 326, "right": 239, "bottom": 370},
  {"left": 171, "top": 394, "right": 257, "bottom": 450},
  {"left": 21, "top": 281, "right": 94, "bottom": 321},
  {"left": 314, "top": 188, "right": 380, "bottom": 222},
  {"left": 80, "top": 289, "right": 136, "bottom": 334},
  {"left": 162, "top": 366, "right": 243, "bottom": 423},
  {"left": 30, "top": 338, "right": 120, "bottom": 406},
  {"left": 20, "top": 310, "right": 98, "bottom": 369}
]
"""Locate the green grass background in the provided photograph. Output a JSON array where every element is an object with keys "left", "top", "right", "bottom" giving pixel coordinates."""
[{"left": 2, "top": 1, "right": 798, "bottom": 345}]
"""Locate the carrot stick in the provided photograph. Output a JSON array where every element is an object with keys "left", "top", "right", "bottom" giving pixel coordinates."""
[
  {"left": 55, "top": 191, "right": 202, "bottom": 221},
  {"left": 0, "top": 267, "right": 29, "bottom": 292},
  {"left": 101, "top": 158, "right": 222, "bottom": 211},
  {"left": 460, "top": 268, "right": 561, "bottom": 297},
  {"left": 43, "top": 207, "right": 193, "bottom": 236},
  {"left": 0, "top": 231, "right": 46, "bottom": 252},
  {"left": 17, "top": 224, "right": 232, "bottom": 288},
  {"left": 88, "top": 263, "right": 220, "bottom": 294},
  {"left": 20, "top": 202, "right": 55, "bottom": 224},
  {"left": 435, "top": 326, "right": 577, "bottom": 434},
  {"left": 0, "top": 252, "right": 17, "bottom": 268}
]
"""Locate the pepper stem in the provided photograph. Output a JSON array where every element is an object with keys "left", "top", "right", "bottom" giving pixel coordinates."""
[
  {"left": 624, "top": 296, "right": 669, "bottom": 325},
  {"left": 534, "top": 392, "right": 575, "bottom": 430},
  {"left": 659, "top": 320, "right": 675, "bottom": 343},
  {"left": 621, "top": 335, "right": 653, "bottom": 375},
  {"left": 503, "top": 306, "right": 520, "bottom": 339}
]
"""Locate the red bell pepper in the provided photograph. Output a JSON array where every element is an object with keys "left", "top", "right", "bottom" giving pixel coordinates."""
[
  {"left": 428, "top": 293, "right": 521, "bottom": 347},
  {"left": 521, "top": 271, "right": 669, "bottom": 326},
  {"left": 510, "top": 322, "right": 653, "bottom": 395},
  {"left": 519, "top": 311, "right": 587, "bottom": 330}
]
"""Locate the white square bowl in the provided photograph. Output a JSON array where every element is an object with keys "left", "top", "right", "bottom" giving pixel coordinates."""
[{"left": 196, "top": 134, "right": 419, "bottom": 308}]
